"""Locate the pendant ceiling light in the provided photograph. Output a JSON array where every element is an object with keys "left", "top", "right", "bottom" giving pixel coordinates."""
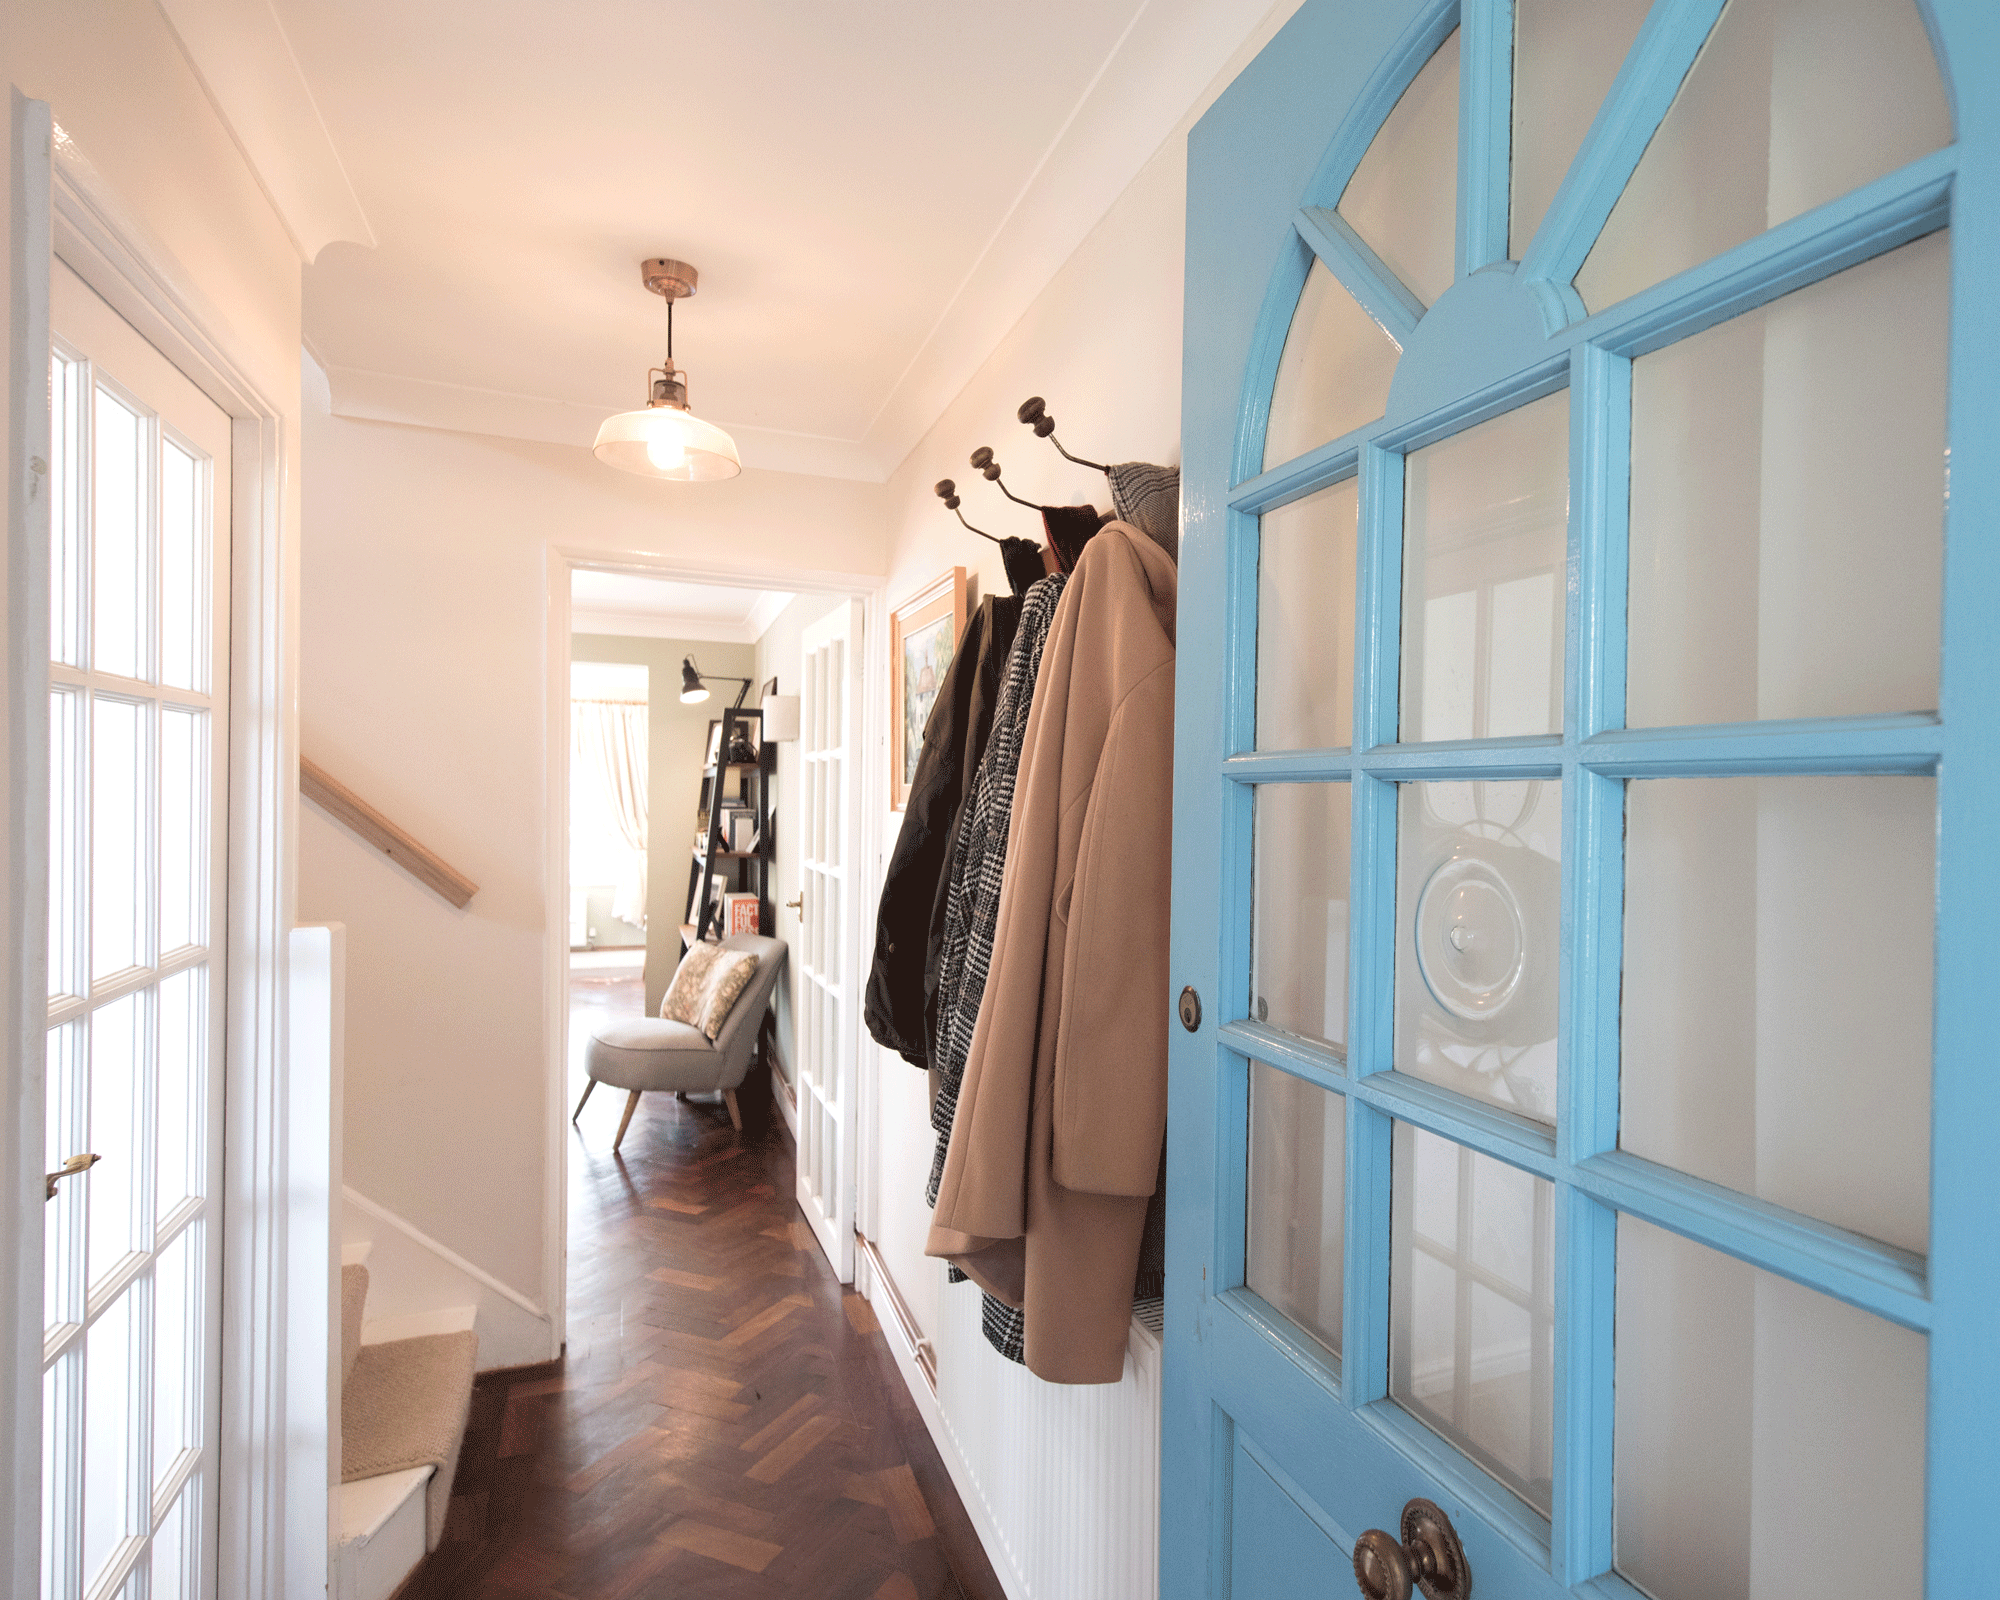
[{"left": 593, "top": 258, "right": 742, "bottom": 481}]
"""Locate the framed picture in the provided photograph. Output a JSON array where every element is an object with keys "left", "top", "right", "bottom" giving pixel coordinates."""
[
  {"left": 704, "top": 718, "right": 724, "bottom": 768},
  {"left": 889, "top": 566, "right": 967, "bottom": 810},
  {"left": 730, "top": 814, "right": 759, "bottom": 854}
]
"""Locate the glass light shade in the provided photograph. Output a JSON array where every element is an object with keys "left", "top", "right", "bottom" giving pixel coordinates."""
[{"left": 593, "top": 403, "right": 741, "bottom": 481}]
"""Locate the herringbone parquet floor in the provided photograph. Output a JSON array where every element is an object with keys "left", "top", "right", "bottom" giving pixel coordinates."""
[{"left": 400, "top": 971, "right": 1001, "bottom": 1600}]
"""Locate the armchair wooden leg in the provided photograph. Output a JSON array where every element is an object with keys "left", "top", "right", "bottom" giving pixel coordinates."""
[
  {"left": 723, "top": 1089, "right": 743, "bottom": 1135},
  {"left": 571, "top": 1079, "right": 596, "bottom": 1123},
  {"left": 613, "top": 1089, "right": 643, "bottom": 1151}
]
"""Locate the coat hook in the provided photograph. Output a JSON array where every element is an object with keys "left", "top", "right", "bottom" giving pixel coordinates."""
[
  {"left": 968, "top": 445, "right": 1043, "bottom": 510},
  {"left": 1016, "top": 396, "right": 1109, "bottom": 474},
  {"left": 935, "top": 478, "right": 1004, "bottom": 544}
]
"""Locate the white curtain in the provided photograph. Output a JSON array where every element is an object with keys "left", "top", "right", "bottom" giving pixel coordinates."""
[{"left": 574, "top": 698, "right": 649, "bottom": 927}]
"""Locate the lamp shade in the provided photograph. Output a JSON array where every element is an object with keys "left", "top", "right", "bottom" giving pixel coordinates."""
[
  {"left": 594, "top": 405, "right": 741, "bottom": 481},
  {"left": 679, "top": 657, "right": 710, "bottom": 703},
  {"left": 760, "top": 693, "right": 800, "bottom": 742}
]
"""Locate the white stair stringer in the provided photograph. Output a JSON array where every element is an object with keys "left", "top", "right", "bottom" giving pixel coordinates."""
[{"left": 342, "top": 1183, "right": 553, "bottom": 1369}]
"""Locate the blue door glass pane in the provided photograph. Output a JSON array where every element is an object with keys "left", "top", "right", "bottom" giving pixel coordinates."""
[
  {"left": 1397, "top": 781, "right": 1562, "bottom": 1123},
  {"left": 1400, "top": 394, "right": 1568, "bottom": 744}
]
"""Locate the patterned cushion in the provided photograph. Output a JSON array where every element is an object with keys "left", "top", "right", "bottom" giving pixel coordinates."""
[{"left": 661, "top": 943, "right": 761, "bottom": 1040}]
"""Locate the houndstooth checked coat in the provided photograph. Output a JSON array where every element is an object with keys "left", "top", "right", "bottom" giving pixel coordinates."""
[{"left": 926, "top": 522, "right": 1177, "bottom": 1384}]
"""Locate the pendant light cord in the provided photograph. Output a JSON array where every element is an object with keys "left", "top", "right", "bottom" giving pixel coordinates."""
[{"left": 667, "top": 297, "right": 674, "bottom": 363}]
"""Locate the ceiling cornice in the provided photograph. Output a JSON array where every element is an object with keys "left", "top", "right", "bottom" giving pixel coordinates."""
[
  {"left": 320, "top": 0, "right": 1290, "bottom": 481},
  {"left": 153, "top": 0, "right": 374, "bottom": 263},
  {"left": 571, "top": 608, "right": 771, "bottom": 646}
]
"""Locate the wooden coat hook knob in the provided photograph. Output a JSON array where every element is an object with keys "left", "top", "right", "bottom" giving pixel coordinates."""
[
  {"left": 934, "top": 479, "right": 962, "bottom": 510},
  {"left": 1017, "top": 396, "right": 1056, "bottom": 438},
  {"left": 969, "top": 445, "right": 999, "bottom": 477}
]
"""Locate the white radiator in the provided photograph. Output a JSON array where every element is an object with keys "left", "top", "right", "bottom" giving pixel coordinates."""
[{"left": 871, "top": 1251, "right": 1162, "bottom": 1600}]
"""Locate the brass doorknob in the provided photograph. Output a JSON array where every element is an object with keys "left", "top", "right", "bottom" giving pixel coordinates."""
[
  {"left": 1352, "top": 1500, "right": 1469, "bottom": 1600},
  {"left": 45, "top": 1152, "right": 100, "bottom": 1202}
]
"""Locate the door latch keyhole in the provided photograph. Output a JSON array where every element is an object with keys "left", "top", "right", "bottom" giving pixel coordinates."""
[
  {"left": 1178, "top": 986, "right": 1201, "bottom": 1033},
  {"left": 1351, "top": 1498, "right": 1470, "bottom": 1600}
]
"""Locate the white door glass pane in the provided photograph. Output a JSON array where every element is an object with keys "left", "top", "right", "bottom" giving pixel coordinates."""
[
  {"left": 1391, "top": 1124, "right": 1554, "bottom": 1515},
  {"left": 52, "top": 353, "right": 85, "bottom": 667},
  {"left": 92, "top": 696, "right": 149, "bottom": 981},
  {"left": 1623, "top": 777, "right": 1933, "bottom": 1254},
  {"left": 89, "top": 993, "right": 145, "bottom": 1289},
  {"left": 1264, "top": 264, "right": 1402, "bottom": 469},
  {"left": 1339, "top": 31, "right": 1460, "bottom": 306},
  {"left": 44, "top": 1359, "right": 68, "bottom": 1599},
  {"left": 1252, "top": 784, "right": 1352, "bottom": 1049},
  {"left": 159, "top": 440, "right": 203, "bottom": 693},
  {"left": 159, "top": 709, "right": 205, "bottom": 954},
  {"left": 153, "top": 1222, "right": 198, "bottom": 1491},
  {"left": 1257, "top": 480, "right": 1359, "bottom": 749},
  {"left": 1615, "top": 1215, "right": 1925, "bottom": 1599},
  {"left": 47, "top": 1022, "right": 84, "bottom": 1334},
  {"left": 152, "top": 1484, "right": 189, "bottom": 1600},
  {"left": 1510, "top": 0, "right": 1653, "bottom": 255},
  {"left": 157, "top": 967, "right": 204, "bottom": 1222},
  {"left": 1577, "top": 0, "right": 1950, "bottom": 311},
  {"left": 1397, "top": 781, "right": 1561, "bottom": 1122},
  {"left": 84, "top": 1289, "right": 137, "bottom": 1590},
  {"left": 1400, "top": 392, "right": 1568, "bottom": 742},
  {"left": 93, "top": 387, "right": 148, "bottom": 682},
  {"left": 1247, "top": 1062, "right": 1346, "bottom": 1358},
  {"left": 1627, "top": 232, "right": 1947, "bottom": 728},
  {"left": 50, "top": 688, "right": 84, "bottom": 1001}
]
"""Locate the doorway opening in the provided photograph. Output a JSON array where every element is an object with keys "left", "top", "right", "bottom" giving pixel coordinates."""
[{"left": 543, "top": 554, "right": 882, "bottom": 1346}]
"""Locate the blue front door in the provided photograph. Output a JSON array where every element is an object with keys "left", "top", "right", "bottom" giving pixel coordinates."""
[{"left": 1168, "top": 1, "right": 1999, "bottom": 1594}]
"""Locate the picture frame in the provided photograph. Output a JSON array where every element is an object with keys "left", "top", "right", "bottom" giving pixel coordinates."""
[
  {"left": 889, "top": 566, "right": 967, "bottom": 810},
  {"left": 704, "top": 717, "right": 724, "bottom": 768}
]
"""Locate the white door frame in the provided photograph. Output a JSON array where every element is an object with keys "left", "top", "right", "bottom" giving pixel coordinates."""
[
  {"left": 543, "top": 546, "right": 885, "bottom": 1341},
  {"left": 3, "top": 103, "right": 304, "bottom": 1600}
]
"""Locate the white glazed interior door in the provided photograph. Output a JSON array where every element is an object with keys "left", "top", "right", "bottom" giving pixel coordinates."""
[
  {"left": 43, "top": 261, "right": 231, "bottom": 1600},
  {"left": 795, "top": 601, "right": 861, "bottom": 1281}
]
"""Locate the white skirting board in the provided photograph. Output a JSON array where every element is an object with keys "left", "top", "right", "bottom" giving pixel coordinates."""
[
  {"left": 864, "top": 1251, "right": 1161, "bottom": 1600},
  {"left": 340, "top": 1187, "right": 554, "bottom": 1369}
]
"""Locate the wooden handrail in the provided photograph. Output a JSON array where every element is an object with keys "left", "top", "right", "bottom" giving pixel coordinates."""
[{"left": 299, "top": 756, "right": 480, "bottom": 909}]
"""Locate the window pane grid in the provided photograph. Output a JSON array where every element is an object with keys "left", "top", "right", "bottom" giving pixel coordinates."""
[
  {"left": 44, "top": 340, "right": 219, "bottom": 1600},
  {"left": 1230, "top": 313, "right": 1935, "bottom": 1581}
]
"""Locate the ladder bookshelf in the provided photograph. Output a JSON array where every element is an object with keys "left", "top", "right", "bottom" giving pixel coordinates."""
[{"left": 682, "top": 705, "right": 774, "bottom": 945}]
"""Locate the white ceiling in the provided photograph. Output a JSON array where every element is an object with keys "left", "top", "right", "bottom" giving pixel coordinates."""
[
  {"left": 571, "top": 569, "right": 794, "bottom": 644},
  {"left": 249, "top": 0, "right": 1282, "bottom": 479}
]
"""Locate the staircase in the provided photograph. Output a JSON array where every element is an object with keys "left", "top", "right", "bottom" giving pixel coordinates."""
[{"left": 337, "top": 1243, "right": 479, "bottom": 1600}]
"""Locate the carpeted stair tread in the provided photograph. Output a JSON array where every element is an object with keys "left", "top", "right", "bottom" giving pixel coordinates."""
[
  {"left": 341, "top": 1329, "right": 477, "bottom": 1551},
  {"left": 340, "top": 1264, "right": 369, "bottom": 1388}
]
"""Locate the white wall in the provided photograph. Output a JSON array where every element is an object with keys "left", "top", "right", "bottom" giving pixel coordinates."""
[
  {"left": 859, "top": 0, "right": 1304, "bottom": 1353},
  {"left": 296, "top": 409, "right": 886, "bottom": 1331}
]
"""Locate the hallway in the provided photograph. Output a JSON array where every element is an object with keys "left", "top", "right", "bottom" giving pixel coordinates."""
[{"left": 398, "top": 970, "right": 1001, "bottom": 1599}]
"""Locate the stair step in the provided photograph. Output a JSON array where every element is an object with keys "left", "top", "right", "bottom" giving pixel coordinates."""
[
  {"left": 342, "top": 1329, "right": 478, "bottom": 1557},
  {"left": 339, "top": 1465, "right": 433, "bottom": 1544},
  {"left": 340, "top": 1265, "right": 368, "bottom": 1388},
  {"left": 337, "top": 1467, "right": 431, "bottom": 1600},
  {"left": 362, "top": 1305, "right": 476, "bottom": 1346}
]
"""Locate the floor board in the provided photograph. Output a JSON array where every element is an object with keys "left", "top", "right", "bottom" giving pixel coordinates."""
[{"left": 398, "top": 973, "right": 1003, "bottom": 1600}]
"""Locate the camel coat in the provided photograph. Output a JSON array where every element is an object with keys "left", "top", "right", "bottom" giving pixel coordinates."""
[{"left": 926, "top": 523, "right": 1176, "bottom": 1384}]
